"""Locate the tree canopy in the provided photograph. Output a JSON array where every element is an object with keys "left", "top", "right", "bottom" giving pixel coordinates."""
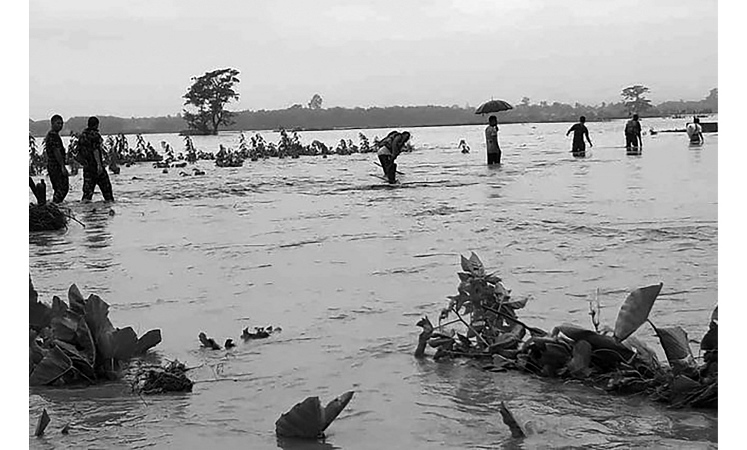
[
  {"left": 183, "top": 68, "right": 240, "bottom": 135},
  {"left": 308, "top": 94, "right": 323, "bottom": 110},
  {"left": 621, "top": 85, "right": 652, "bottom": 115}
]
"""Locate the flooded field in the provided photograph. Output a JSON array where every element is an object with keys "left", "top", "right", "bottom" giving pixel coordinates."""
[{"left": 29, "top": 118, "right": 717, "bottom": 448}]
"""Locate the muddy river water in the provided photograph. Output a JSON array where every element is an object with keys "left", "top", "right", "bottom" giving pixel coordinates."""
[{"left": 29, "top": 118, "right": 717, "bottom": 448}]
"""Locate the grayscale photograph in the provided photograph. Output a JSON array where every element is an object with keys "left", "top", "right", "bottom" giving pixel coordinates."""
[{"left": 28, "top": 1, "right": 718, "bottom": 448}]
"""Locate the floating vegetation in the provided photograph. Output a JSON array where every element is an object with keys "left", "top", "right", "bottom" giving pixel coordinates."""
[
  {"left": 29, "top": 177, "right": 69, "bottom": 232},
  {"left": 132, "top": 359, "right": 194, "bottom": 395},
  {"left": 29, "top": 279, "right": 163, "bottom": 386},
  {"left": 275, "top": 391, "right": 354, "bottom": 439},
  {"left": 415, "top": 253, "right": 717, "bottom": 409}
]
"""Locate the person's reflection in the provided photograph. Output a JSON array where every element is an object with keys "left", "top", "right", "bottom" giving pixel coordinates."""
[
  {"left": 689, "top": 140, "right": 703, "bottom": 163},
  {"left": 78, "top": 202, "right": 116, "bottom": 272}
]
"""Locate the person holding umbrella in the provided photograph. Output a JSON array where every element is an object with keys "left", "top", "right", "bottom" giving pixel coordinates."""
[
  {"left": 475, "top": 99, "right": 513, "bottom": 165},
  {"left": 485, "top": 115, "right": 502, "bottom": 165}
]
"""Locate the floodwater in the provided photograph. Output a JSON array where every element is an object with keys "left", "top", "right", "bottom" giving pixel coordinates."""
[{"left": 29, "top": 118, "right": 718, "bottom": 449}]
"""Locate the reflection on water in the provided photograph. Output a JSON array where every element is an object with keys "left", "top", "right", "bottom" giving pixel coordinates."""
[
  {"left": 79, "top": 204, "right": 114, "bottom": 250},
  {"left": 30, "top": 120, "right": 717, "bottom": 449}
]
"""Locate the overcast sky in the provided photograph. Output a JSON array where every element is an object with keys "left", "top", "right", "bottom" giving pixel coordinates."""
[{"left": 29, "top": 0, "right": 717, "bottom": 120}]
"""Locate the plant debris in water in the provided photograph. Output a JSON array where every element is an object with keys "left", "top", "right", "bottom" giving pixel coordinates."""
[
  {"left": 132, "top": 359, "right": 194, "bottom": 395},
  {"left": 275, "top": 391, "right": 355, "bottom": 439},
  {"left": 415, "top": 252, "right": 717, "bottom": 410},
  {"left": 29, "top": 278, "right": 163, "bottom": 386}
]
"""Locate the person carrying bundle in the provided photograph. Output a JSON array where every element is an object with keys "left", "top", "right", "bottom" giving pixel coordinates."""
[{"left": 376, "top": 130, "right": 411, "bottom": 184}]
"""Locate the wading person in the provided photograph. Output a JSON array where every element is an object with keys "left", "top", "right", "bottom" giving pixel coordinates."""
[
  {"left": 78, "top": 116, "right": 114, "bottom": 202},
  {"left": 686, "top": 117, "right": 704, "bottom": 144},
  {"left": 459, "top": 139, "right": 470, "bottom": 154},
  {"left": 624, "top": 114, "right": 642, "bottom": 152},
  {"left": 566, "top": 116, "right": 593, "bottom": 157},
  {"left": 377, "top": 130, "right": 411, "bottom": 184},
  {"left": 43, "top": 114, "right": 69, "bottom": 203},
  {"left": 485, "top": 115, "right": 501, "bottom": 165}
]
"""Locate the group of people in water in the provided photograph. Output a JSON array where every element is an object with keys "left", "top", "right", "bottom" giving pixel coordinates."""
[
  {"left": 42, "top": 115, "right": 114, "bottom": 204},
  {"left": 40, "top": 112, "right": 709, "bottom": 198}
]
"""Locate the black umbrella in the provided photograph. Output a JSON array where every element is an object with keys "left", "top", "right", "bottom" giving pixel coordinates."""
[{"left": 475, "top": 99, "right": 513, "bottom": 115}]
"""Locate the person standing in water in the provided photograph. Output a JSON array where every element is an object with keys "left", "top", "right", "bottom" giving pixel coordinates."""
[
  {"left": 458, "top": 139, "right": 470, "bottom": 154},
  {"left": 377, "top": 130, "right": 411, "bottom": 184},
  {"left": 566, "top": 116, "right": 593, "bottom": 157},
  {"left": 624, "top": 114, "right": 643, "bottom": 151},
  {"left": 485, "top": 115, "right": 501, "bottom": 165},
  {"left": 77, "top": 116, "right": 114, "bottom": 202},
  {"left": 686, "top": 117, "right": 704, "bottom": 144},
  {"left": 43, "top": 114, "right": 70, "bottom": 203}
]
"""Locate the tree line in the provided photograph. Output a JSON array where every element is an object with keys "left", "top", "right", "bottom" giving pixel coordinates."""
[{"left": 29, "top": 67, "right": 717, "bottom": 137}]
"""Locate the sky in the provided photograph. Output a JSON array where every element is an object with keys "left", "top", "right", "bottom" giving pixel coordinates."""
[{"left": 28, "top": 0, "right": 718, "bottom": 120}]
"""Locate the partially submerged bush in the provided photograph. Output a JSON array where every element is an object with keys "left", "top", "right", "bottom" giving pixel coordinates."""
[
  {"left": 29, "top": 280, "right": 162, "bottom": 386},
  {"left": 416, "top": 253, "right": 717, "bottom": 409}
]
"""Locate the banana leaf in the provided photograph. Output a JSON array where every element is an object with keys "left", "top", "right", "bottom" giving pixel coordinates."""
[
  {"left": 83, "top": 294, "right": 116, "bottom": 359},
  {"left": 29, "top": 345, "right": 72, "bottom": 386},
  {"left": 651, "top": 325, "right": 694, "bottom": 367},
  {"left": 34, "top": 409, "right": 50, "bottom": 437},
  {"left": 613, "top": 283, "right": 663, "bottom": 341},
  {"left": 134, "top": 329, "right": 162, "bottom": 356},
  {"left": 29, "top": 277, "right": 38, "bottom": 303},
  {"left": 622, "top": 336, "right": 660, "bottom": 371},
  {"left": 499, "top": 402, "right": 526, "bottom": 438},
  {"left": 111, "top": 327, "right": 139, "bottom": 361},
  {"left": 668, "top": 375, "right": 701, "bottom": 405},
  {"left": 68, "top": 284, "right": 86, "bottom": 315},
  {"left": 710, "top": 304, "right": 718, "bottom": 325},
  {"left": 75, "top": 318, "right": 96, "bottom": 366},
  {"left": 29, "top": 301, "right": 52, "bottom": 331},
  {"left": 55, "top": 340, "right": 95, "bottom": 382},
  {"left": 50, "top": 314, "right": 80, "bottom": 344},
  {"left": 321, "top": 391, "right": 354, "bottom": 432},
  {"left": 700, "top": 322, "right": 717, "bottom": 352},
  {"left": 275, "top": 396, "right": 326, "bottom": 439},
  {"left": 51, "top": 295, "right": 68, "bottom": 318},
  {"left": 566, "top": 340, "right": 593, "bottom": 378}
]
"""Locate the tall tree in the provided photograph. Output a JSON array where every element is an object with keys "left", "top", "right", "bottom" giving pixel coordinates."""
[
  {"left": 621, "top": 85, "right": 652, "bottom": 115},
  {"left": 308, "top": 94, "right": 323, "bottom": 110},
  {"left": 183, "top": 68, "right": 240, "bottom": 135}
]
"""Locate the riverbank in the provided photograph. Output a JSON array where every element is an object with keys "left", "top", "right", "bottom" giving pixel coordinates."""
[{"left": 29, "top": 109, "right": 718, "bottom": 138}]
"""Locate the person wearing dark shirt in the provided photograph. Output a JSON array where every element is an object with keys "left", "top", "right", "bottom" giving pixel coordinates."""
[
  {"left": 377, "top": 130, "right": 411, "bottom": 184},
  {"left": 566, "top": 116, "right": 593, "bottom": 157},
  {"left": 624, "top": 114, "right": 643, "bottom": 151},
  {"left": 43, "top": 114, "right": 69, "bottom": 203},
  {"left": 78, "top": 116, "right": 114, "bottom": 202}
]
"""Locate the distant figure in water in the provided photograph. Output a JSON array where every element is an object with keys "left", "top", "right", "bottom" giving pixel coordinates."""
[
  {"left": 458, "top": 139, "right": 470, "bottom": 154},
  {"left": 566, "top": 115, "right": 593, "bottom": 157},
  {"left": 77, "top": 116, "right": 115, "bottom": 202},
  {"left": 624, "top": 114, "right": 643, "bottom": 152},
  {"left": 485, "top": 115, "right": 501, "bottom": 165},
  {"left": 377, "top": 130, "right": 411, "bottom": 184},
  {"left": 686, "top": 117, "right": 704, "bottom": 145}
]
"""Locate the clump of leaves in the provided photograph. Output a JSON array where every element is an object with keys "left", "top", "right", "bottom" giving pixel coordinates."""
[
  {"left": 416, "top": 253, "right": 534, "bottom": 360},
  {"left": 440, "top": 252, "right": 531, "bottom": 343}
]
